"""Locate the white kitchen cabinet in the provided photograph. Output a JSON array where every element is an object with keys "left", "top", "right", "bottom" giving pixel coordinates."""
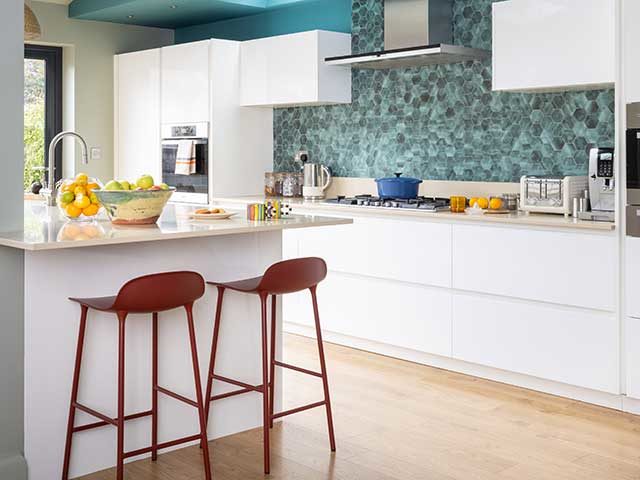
[
  {"left": 452, "top": 225, "right": 616, "bottom": 311},
  {"left": 626, "top": 316, "right": 640, "bottom": 399},
  {"left": 492, "top": 0, "right": 615, "bottom": 92},
  {"left": 452, "top": 293, "right": 619, "bottom": 393},
  {"left": 240, "top": 30, "right": 351, "bottom": 107},
  {"left": 114, "top": 48, "right": 161, "bottom": 182},
  {"left": 624, "top": 0, "right": 640, "bottom": 103},
  {"left": 286, "top": 272, "right": 452, "bottom": 357},
  {"left": 296, "top": 218, "right": 452, "bottom": 288},
  {"left": 161, "top": 40, "right": 210, "bottom": 123},
  {"left": 626, "top": 237, "right": 640, "bottom": 318}
]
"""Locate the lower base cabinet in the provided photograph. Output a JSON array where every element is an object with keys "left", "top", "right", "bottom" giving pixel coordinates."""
[
  {"left": 452, "top": 293, "right": 619, "bottom": 393},
  {"left": 626, "top": 316, "right": 640, "bottom": 399},
  {"left": 285, "top": 272, "right": 452, "bottom": 358}
]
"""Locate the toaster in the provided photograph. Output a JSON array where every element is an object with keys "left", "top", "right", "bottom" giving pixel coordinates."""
[{"left": 520, "top": 175, "right": 588, "bottom": 216}]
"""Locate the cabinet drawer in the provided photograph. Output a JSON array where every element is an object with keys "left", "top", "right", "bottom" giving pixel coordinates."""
[
  {"left": 452, "top": 293, "right": 619, "bottom": 393},
  {"left": 284, "top": 272, "right": 452, "bottom": 358},
  {"left": 452, "top": 225, "right": 615, "bottom": 311},
  {"left": 298, "top": 218, "right": 452, "bottom": 288}
]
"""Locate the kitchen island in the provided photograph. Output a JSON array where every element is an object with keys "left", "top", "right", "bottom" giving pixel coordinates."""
[{"left": 4, "top": 201, "right": 350, "bottom": 480}]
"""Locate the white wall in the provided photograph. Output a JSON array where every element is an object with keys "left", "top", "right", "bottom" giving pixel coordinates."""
[
  {"left": 0, "top": 1, "right": 27, "bottom": 478},
  {"left": 29, "top": 1, "right": 174, "bottom": 182}
]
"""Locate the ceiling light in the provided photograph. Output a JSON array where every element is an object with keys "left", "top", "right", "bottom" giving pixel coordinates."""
[
  {"left": 24, "top": 4, "right": 42, "bottom": 41},
  {"left": 127, "top": 14, "right": 134, "bottom": 19},
  {"left": 170, "top": 5, "right": 177, "bottom": 8}
]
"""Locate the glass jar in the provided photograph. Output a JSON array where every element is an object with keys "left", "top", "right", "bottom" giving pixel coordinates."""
[
  {"left": 450, "top": 196, "right": 467, "bottom": 213},
  {"left": 264, "top": 172, "right": 276, "bottom": 197},
  {"left": 274, "top": 173, "right": 284, "bottom": 197},
  {"left": 57, "top": 175, "right": 103, "bottom": 222},
  {"left": 282, "top": 173, "right": 297, "bottom": 197}
]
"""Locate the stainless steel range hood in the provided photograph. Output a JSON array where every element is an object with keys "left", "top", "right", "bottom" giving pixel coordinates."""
[{"left": 325, "top": 0, "right": 490, "bottom": 69}]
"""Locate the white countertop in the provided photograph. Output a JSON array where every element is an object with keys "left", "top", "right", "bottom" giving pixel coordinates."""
[
  {"left": 0, "top": 201, "right": 352, "bottom": 251},
  {"left": 213, "top": 196, "right": 616, "bottom": 232}
]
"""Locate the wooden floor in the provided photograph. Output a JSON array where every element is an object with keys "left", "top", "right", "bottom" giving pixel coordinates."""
[{"left": 80, "top": 333, "right": 640, "bottom": 480}]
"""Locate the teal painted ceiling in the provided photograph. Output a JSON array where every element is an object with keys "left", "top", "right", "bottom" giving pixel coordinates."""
[{"left": 68, "top": 0, "right": 318, "bottom": 29}]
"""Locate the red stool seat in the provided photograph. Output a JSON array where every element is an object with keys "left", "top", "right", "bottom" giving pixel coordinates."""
[
  {"left": 62, "top": 271, "right": 212, "bottom": 480},
  {"left": 203, "top": 257, "right": 336, "bottom": 475}
]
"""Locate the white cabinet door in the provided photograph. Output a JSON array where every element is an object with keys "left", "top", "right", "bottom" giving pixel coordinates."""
[
  {"left": 624, "top": 0, "right": 640, "bottom": 103},
  {"left": 453, "top": 293, "right": 619, "bottom": 393},
  {"left": 241, "top": 30, "right": 351, "bottom": 107},
  {"left": 627, "top": 237, "right": 640, "bottom": 318},
  {"left": 115, "top": 49, "right": 161, "bottom": 182},
  {"left": 161, "top": 40, "right": 210, "bottom": 124},
  {"left": 452, "top": 225, "right": 616, "bottom": 311},
  {"left": 626, "top": 316, "right": 640, "bottom": 399},
  {"left": 493, "top": 0, "right": 615, "bottom": 92},
  {"left": 297, "top": 218, "right": 452, "bottom": 288},
  {"left": 286, "top": 272, "right": 452, "bottom": 358}
]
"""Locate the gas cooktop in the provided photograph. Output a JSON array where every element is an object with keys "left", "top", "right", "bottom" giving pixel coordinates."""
[{"left": 323, "top": 195, "right": 451, "bottom": 211}]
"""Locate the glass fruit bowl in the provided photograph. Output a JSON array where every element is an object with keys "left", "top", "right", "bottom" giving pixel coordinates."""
[
  {"left": 57, "top": 174, "right": 103, "bottom": 222},
  {"left": 93, "top": 188, "right": 174, "bottom": 225}
]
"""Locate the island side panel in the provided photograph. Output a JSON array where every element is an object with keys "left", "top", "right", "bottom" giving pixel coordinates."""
[{"left": 24, "top": 232, "right": 283, "bottom": 480}]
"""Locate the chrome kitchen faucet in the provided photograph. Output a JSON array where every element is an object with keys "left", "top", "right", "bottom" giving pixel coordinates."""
[{"left": 41, "top": 131, "right": 89, "bottom": 207}]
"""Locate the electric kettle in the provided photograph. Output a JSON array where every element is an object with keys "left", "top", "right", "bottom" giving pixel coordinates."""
[{"left": 300, "top": 153, "right": 332, "bottom": 200}]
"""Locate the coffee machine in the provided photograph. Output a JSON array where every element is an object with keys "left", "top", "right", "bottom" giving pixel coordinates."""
[{"left": 579, "top": 147, "right": 615, "bottom": 222}]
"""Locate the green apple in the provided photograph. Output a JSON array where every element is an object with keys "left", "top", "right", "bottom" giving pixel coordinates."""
[
  {"left": 159, "top": 183, "right": 170, "bottom": 191},
  {"left": 136, "top": 175, "right": 154, "bottom": 190},
  {"left": 104, "top": 180, "right": 123, "bottom": 191},
  {"left": 120, "top": 181, "right": 131, "bottom": 191}
]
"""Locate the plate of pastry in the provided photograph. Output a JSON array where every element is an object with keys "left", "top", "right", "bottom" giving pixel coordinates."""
[{"left": 188, "top": 208, "right": 236, "bottom": 220}]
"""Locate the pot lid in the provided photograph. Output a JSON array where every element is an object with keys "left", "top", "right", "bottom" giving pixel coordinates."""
[{"left": 375, "top": 173, "right": 423, "bottom": 184}]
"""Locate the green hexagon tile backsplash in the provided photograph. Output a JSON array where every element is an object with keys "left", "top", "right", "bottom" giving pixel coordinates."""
[{"left": 273, "top": 0, "right": 615, "bottom": 182}]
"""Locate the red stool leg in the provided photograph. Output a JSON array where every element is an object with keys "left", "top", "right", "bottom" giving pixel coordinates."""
[
  {"left": 185, "top": 303, "right": 212, "bottom": 480},
  {"left": 203, "top": 286, "right": 225, "bottom": 446},
  {"left": 310, "top": 287, "right": 336, "bottom": 452},
  {"left": 260, "top": 293, "right": 271, "bottom": 474},
  {"left": 269, "top": 294, "right": 277, "bottom": 429},
  {"left": 62, "top": 305, "right": 88, "bottom": 480},
  {"left": 151, "top": 312, "right": 159, "bottom": 461},
  {"left": 116, "top": 312, "right": 128, "bottom": 480}
]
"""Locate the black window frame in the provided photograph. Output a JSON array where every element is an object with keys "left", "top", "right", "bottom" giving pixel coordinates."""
[{"left": 24, "top": 44, "right": 63, "bottom": 183}]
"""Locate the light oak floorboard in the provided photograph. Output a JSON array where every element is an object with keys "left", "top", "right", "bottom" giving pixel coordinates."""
[{"left": 78, "top": 333, "right": 640, "bottom": 480}]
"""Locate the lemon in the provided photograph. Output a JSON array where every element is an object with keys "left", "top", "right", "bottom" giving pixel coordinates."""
[
  {"left": 86, "top": 182, "right": 99, "bottom": 193},
  {"left": 89, "top": 192, "right": 99, "bottom": 204},
  {"left": 60, "top": 191, "right": 75, "bottom": 205},
  {"left": 65, "top": 204, "right": 82, "bottom": 218},
  {"left": 477, "top": 197, "right": 489, "bottom": 209},
  {"left": 75, "top": 173, "right": 89, "bottom": 186},
  {"left": 62, "top": 182, "right": 77, "bottom": 193},
  {"left": 74, "top": 186, "right": 87, "bottom": 196},
  {"left": 74, "top": 194, "right": 91, "bottom": 209},
  {"left": 469, "top": 197, "right": 479, "bottom": 208},
  {"left": 82, "top": 204, "right": 99, "bottom": 217},
  {"left": 489, "top": 198, "right": 504, "bottom": 210}
]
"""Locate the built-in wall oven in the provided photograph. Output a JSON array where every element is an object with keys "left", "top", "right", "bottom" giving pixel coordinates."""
[{"left": 161, "top": 122, "right": 209, "bottom": 204}]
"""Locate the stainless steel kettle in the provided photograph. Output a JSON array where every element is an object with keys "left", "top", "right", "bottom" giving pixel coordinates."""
[{"left": 300, "top": 153, "right": 332, "bottom": 199}]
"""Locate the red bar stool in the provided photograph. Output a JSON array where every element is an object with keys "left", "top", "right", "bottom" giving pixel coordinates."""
[
  {"left": 62, "top": 271, "right": 212, "bottom": 480},
  {"left": 203, "top": 257, "right": 336, "bottom": 474}
]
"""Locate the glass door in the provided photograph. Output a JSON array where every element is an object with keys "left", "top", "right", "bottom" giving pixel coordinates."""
[{"left": 24, "top": 44, "right": 62, "bottom": 191}]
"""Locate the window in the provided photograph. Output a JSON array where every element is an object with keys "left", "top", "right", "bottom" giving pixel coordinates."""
[{"left": 24, "top": 44, "right": 62, "bottom": 191}]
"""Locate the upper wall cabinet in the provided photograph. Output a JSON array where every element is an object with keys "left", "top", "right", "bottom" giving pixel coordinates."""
[
  {"left": 161, "top": 40, "right": 210, "bottom": 123},
  {"left": 492, "top": 0, "right": 615, "bottom": 93},
  {"left": 624, "top": 0, "right": 640, "bottom": 103},
  {"left": 240, "top": 30, "right": 351, "bottom": 107}
]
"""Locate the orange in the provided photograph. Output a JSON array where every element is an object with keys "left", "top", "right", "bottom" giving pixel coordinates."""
[
  {"left": 489, "top": 198, "right": 504, "bottom": 210},
  {"left": 74, "top": 186, "right": 86, "bottom": 196},
  {"left": 75, "top": 173, "right": 89, "bottom": 186},
  {"left": 62, "top": 182, "right": 77, "bottom": 193},
  {"left": 82, "top": 204, "right": 99, "bottom": 217},
  {"left": 86, "top": 182, "right": 99, "bottom": 193},
  {"left": 74, "top": 194, "right": 91, "bottom": 209},
  {"left": 65, "top": 204, "right": 82, "bottom": 218},
  {"left": 476, "top": 197, "right": 489, "bottom": 209}
]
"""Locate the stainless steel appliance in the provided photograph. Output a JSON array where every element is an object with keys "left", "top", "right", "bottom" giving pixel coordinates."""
[
  {"left": 627, "top": 103, "right": 640, "bottom": 236},
  {"left": 161, "top": 122, "right": 209, "bottom": 204},
  {"left": 302, "top": 162, "right": 332, "bottom": 200},
  {"left": 324, "top": 195, "right": 450, "bottom": 211},
  {"left": 579, "top": 147, "right": 615, "bottom": 222},
  {"left": 519, "top": 175, "right": 588, "bottom": 217}
]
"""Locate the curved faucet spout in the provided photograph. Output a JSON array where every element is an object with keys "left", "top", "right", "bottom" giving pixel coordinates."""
[{"left": 42, "top": 131, "right": 89, "bottom": 207}]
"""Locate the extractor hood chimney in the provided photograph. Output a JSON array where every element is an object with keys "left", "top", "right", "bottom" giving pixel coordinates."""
[{"left": 325, "top": 0, "right": 490, "bottom": 69}]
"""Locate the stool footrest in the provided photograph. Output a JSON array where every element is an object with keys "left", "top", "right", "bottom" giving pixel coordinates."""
[
  {"left": 211, "top": 386, "right": 256, "bottom": 402},
  {"left": 73, "top": 402, "right": 117, "bottom": 427},
  {"left": 274, "top": 360, "right": 323, "bottom": 378},
  {"left": 212, "top": 374, "right": 263, "bottom": 393},
  {"left": 73, "top": 409, "right": 153, "bottom": 433},
  {"left": 156, "top": 386, "right": 197, "bottom": 408},
  {"left": 272, "top": 400, "right": 326, "bottom": 420},
  {"left": 123, "top": 433, "right": 203, "bottom": 460}
]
